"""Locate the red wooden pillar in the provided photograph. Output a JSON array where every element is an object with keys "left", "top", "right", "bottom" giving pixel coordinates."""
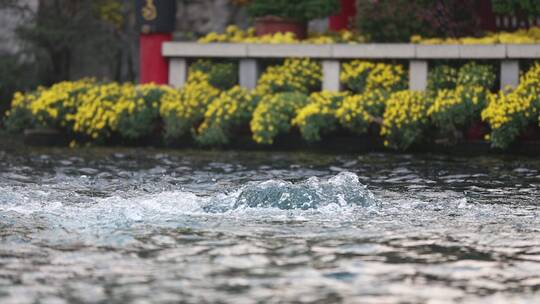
[
  {"left": 136, "top": 0, "right": 177, "bottom": 84},
  {"left": 329, "top": 0, "right": 357, "bottom": 31},
  {"left": 139, "top": 33, "right": 172, "bottom": 84}
]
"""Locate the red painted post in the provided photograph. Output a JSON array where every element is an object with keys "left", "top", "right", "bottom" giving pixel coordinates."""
[
  {"left": 329, "top": 0, "right": 357, "bottom": 31},
  {"left": 136, "top": 0, "right": 177, "bottom": 84},
  {"left": 139, "top": 33, "right": 172, "bottom": 84}
]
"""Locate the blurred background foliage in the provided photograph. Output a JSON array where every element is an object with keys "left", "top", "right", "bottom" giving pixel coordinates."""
[
  {"left": 491, "top": 0, "right": 540, "bottom": 16},
  {"left": 356, "top": 0, "right": 481, "bottom": 42},
  {"left": 0, "top": 0, "right": 136, "bottom": 125}
]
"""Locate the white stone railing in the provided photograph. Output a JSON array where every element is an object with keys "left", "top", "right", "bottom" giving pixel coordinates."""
[{"left": 162, "top": 42, "right": 540, "bottom": 91}]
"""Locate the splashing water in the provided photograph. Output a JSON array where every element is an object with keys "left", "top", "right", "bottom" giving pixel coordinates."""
[
  {"left": 234, "top": 172, "right": 376, "bottom": 210},
  {"left": 200, "top": 171, "right": 378, "bottom": 213},
  {"left": 1, "top": 172, "right": 381, "bottom": 233}
]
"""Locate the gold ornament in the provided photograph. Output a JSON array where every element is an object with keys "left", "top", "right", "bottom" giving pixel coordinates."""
[{"left": 142, "top": 0, "right": 157, "bottom": 21}]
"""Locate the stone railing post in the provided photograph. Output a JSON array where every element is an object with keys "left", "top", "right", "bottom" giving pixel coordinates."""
[
  {"left": 239, "top": 59, "right": 259, "bottom": 90},
  {"left": 409, "top": 60, "right": 428, "bottom": 91},
  {"left": 322, "top": 60, "right": 341, "bottom": 92},
  {"left": 500, "top": 60, "right": 520, "bottom": 90},
  {"left": 168, "top": 58, "right": 187, "bottom": 88}
]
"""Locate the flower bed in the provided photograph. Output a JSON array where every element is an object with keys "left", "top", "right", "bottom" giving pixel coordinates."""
[
  {"left": 412, "top": 27, "right": 540, "bottom": 44},
  {"left": 197, "top": 25, "right": 540, "bottom": 45},
  {"left": 198, "top": 25, "right": 366, "bottom": 44},
  {"left": 4, "top": 59, "right": 540, "bottom": 151}
]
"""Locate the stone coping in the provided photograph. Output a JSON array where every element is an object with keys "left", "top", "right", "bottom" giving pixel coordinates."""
[{"left": 163, "top": 42, "right": 540, "bottom": 59}]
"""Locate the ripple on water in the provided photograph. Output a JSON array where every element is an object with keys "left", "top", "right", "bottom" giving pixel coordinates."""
[{"left": 0, "top": 150, "right": 540, "bottom": 303}]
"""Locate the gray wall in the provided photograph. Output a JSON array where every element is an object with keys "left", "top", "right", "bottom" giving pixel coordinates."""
[
  {"left": 0, "top": 0, "right": 38, "bottom": 54},
  {"left": 175, "top": 0, "right": 249, "bottom": 39}
]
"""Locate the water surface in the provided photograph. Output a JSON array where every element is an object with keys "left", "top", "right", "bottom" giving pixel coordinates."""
[{"left": 0, "top": 148, "right": 539, "bottom": 303}]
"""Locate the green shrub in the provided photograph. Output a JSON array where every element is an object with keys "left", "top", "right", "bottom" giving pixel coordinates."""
[
  {"left": 116, "top": 85, "right": 165, "bottom": 140},
  {"left": 336, "top": 90, "right": 388, "bottom": 135},
  {"left": 428, "top": 86, "right": 488, "bottom": 142},
  {"left": 4, "top": 80, "right": 94, "bottom": 133},
  {"left": 427, "top": 65, "right": 458, "bottom": 93},
  {"left": 247, "top": 0, "right": 340, "bottom": 22},
  {"left": 491, "top": 0, "right": 540, "bottom": 16},
  {"left": 255, "top": 58, "right": 322, "bottom": 95},
  {"left": 292, "top": 91, "right": 350, "bottom": 142},
  {"left": 0, "top": 54, "right": 38, "bottom": 128},
  {"left": 340, "top": 61, "right": 406, "bottom": 94},
  {"left": 482, "top": 63, "right": 540, "bottom": 149},
  {"left": 4, "top": 106, "right": 34, "bottom": 133},
  {"left": 428, "top": 63, "right": 496, "bottom": 93},
  {"left": 160, "top": 71, "right": 220, "bottom": 142},
  {"left": 195, "top": 86, "right": 260, "bottom": 146},
  {"left": 457, "top": 62, "right": 496, "bottom": 90},
  {"left": 251, "top": 92, "right": 309, "bottom": 144},
  {"left": 190, "top": 60, "right": 238, "bottom": 91},
  {"left": 381, "top": 90, "right": 431, "bottom": 150},
  {"left": 357, "top": 0, "right": 427, "bottom": 42}
]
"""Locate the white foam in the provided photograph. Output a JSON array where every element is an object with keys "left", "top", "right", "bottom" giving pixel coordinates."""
[{"left": 1, "top": 171, "right": 520, "bottom": 231}]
